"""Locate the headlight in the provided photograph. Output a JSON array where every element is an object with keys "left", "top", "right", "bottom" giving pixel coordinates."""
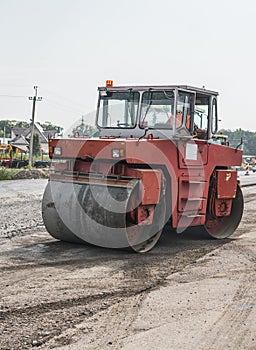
[
  {"left": 112, "top": 148, "right": 125, "bottom": 158},
  {"left": 54, "top": 147, "right": 62, "bottom": 156},
  {"left": 112, "top": 149, "right": 120, "bottom": 158}
]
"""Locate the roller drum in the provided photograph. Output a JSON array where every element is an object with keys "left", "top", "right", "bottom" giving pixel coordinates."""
[{"left": 42, "top": 179, "right": 165, "bottom": 252}]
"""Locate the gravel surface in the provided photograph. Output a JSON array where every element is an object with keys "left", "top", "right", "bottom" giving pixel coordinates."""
[
  {"left": 0, "top": 180, "right": 255, "bottom": 350},
  {"left": 0, "top": 179, "right": 48, "bottom": 240}
]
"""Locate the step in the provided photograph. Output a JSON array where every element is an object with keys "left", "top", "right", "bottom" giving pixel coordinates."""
[
  {"left": 181, "top": 197, "right": 206, "bottom": 201},
  {"left": 183, "top": 214, "right": 205, "bottom": 218}
]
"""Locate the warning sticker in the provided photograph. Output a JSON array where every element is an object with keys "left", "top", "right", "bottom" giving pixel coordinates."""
[{"left": 185, "top": 143, "right": 198, "bottom": 160}]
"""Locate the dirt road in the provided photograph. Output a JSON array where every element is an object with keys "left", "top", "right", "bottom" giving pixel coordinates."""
[{"left": 0, "top": 180, "right": 255, "bottom": 350}]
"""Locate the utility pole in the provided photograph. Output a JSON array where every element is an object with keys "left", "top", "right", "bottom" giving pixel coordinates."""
[
  {"left": 3, "top": 125, "right": 6, "bottom": 145},
  {"left": 28, "top": 86, "right": 42, "bottom": 167}
]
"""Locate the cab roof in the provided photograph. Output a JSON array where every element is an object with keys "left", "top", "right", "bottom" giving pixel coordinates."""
[{"left": 98, "top": 85, "right": 219, "bottom": 96}]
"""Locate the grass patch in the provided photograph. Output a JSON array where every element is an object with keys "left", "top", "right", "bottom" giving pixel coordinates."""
[{"left": 0, "top": 167, "right": 19, "bottom": 180}]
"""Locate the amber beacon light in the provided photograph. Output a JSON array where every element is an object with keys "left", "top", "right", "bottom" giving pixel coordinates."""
[{"left": 106, "top": 80, "right": 113, "bottom": 87}]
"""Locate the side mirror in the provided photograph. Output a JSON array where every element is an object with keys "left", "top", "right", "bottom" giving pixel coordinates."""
[{"left": 236, "top": 137, "right": 243, "bottom": 150}]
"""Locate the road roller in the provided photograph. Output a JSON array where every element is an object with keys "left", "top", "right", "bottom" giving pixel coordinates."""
[{"left": 42, "top": 82, "right": 244, "bottom": 252}]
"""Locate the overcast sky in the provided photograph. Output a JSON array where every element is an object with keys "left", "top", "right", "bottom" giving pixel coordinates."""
[{"left": 0, "top": 0, "right": 255, "bottom": 132}]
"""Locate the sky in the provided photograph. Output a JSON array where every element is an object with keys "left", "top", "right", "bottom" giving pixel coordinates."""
[{"left": 0, "top": 0, "right": 256, "bottom": 133}]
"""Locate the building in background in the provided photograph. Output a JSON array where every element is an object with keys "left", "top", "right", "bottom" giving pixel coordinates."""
[{"left": 11, "top": 122, "right": 59, "bottom": 154}]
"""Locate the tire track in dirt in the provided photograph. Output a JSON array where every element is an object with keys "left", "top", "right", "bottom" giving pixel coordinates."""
[
  {"left": 196, "top": 273, "right": 256, "bottom": 350},
  {"left": 0, "top": 240, "right": 227, "bottom": 350}
]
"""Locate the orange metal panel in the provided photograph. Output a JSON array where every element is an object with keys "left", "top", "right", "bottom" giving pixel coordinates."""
[
  {"left": 216, "top": 170, "right": 237, "bottom": 199},
  {"left": 178, "top": 140, "right": 208, "bottom": 168},
  {"left": 126, "top": 168, "right": 162, "bottom": 205},
  {"left": 49, "top": 138, "right": 127, "bottom": 160}
]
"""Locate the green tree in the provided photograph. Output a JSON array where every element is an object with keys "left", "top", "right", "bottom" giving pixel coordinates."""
[
  {"left": 0, "top": 120, "right": 63, "bottom": 139},
  {"left": 0, "top": 119, "right": 29, "bottom": 138},
  {"left": 37, "top": 122, "right": 63, "bottom": 134},
  {"left": 222, "top": 129, "right": 256, "bottom": 155},
  {"left": 32, "top": 133, "right": 41, "bottom": 156},
  {"left": 15, "top": 121, "right": 29, "bottom": 128},
  {"left": 0, "top": 120, "right": 15, "bottom": 138},
  {"left": 246, "top": 134, "right": 256, "bottom": 155}
]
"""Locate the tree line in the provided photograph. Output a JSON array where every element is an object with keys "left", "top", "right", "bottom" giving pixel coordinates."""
[
  {"left": 0, "top": 120, "right": 63, "bottom": 139},
  {"left": 222, "top": 128, "right": 256, "bottom": 155}
]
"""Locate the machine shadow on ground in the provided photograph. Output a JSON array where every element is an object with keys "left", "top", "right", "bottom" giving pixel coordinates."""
[{"left": 0, "top": 226, "right": 231, "bottom": 271}]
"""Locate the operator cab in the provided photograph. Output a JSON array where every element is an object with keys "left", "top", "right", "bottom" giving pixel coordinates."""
[{"left": 96, "top": 81, "right": 218, "bottom": 140}]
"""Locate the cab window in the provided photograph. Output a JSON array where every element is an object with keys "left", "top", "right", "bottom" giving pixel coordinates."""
[
  {"left": 194, "top": 95, "right": 210, "bottom": 131},
  {"left": 176, "top": 91, "right": 194, "bottom": 134},
  {"left": 98, "top": 91, "right": 139, "bottom": 128},
  {"left": 140, "top": 90, "right": 175, "bottom": 128}
]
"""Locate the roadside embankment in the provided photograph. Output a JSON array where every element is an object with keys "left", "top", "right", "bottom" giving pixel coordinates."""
[{"left": 0, "top": 167, "right": 49, "bottom": 181}]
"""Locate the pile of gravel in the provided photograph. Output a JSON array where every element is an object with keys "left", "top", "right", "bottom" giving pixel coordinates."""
[{"left": 12, "top": 169, "right": 49, "bottom": 180}]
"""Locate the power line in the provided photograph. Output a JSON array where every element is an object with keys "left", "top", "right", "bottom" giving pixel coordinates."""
[
  {"left": 41, "top": 87, "right": 87, "bottom": 110},
  {"left": 0, "top": 94, "right": 26, "bottom": 98},
  {"left": 45, "top": 98, "right": 85, "bottom": 115}
]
